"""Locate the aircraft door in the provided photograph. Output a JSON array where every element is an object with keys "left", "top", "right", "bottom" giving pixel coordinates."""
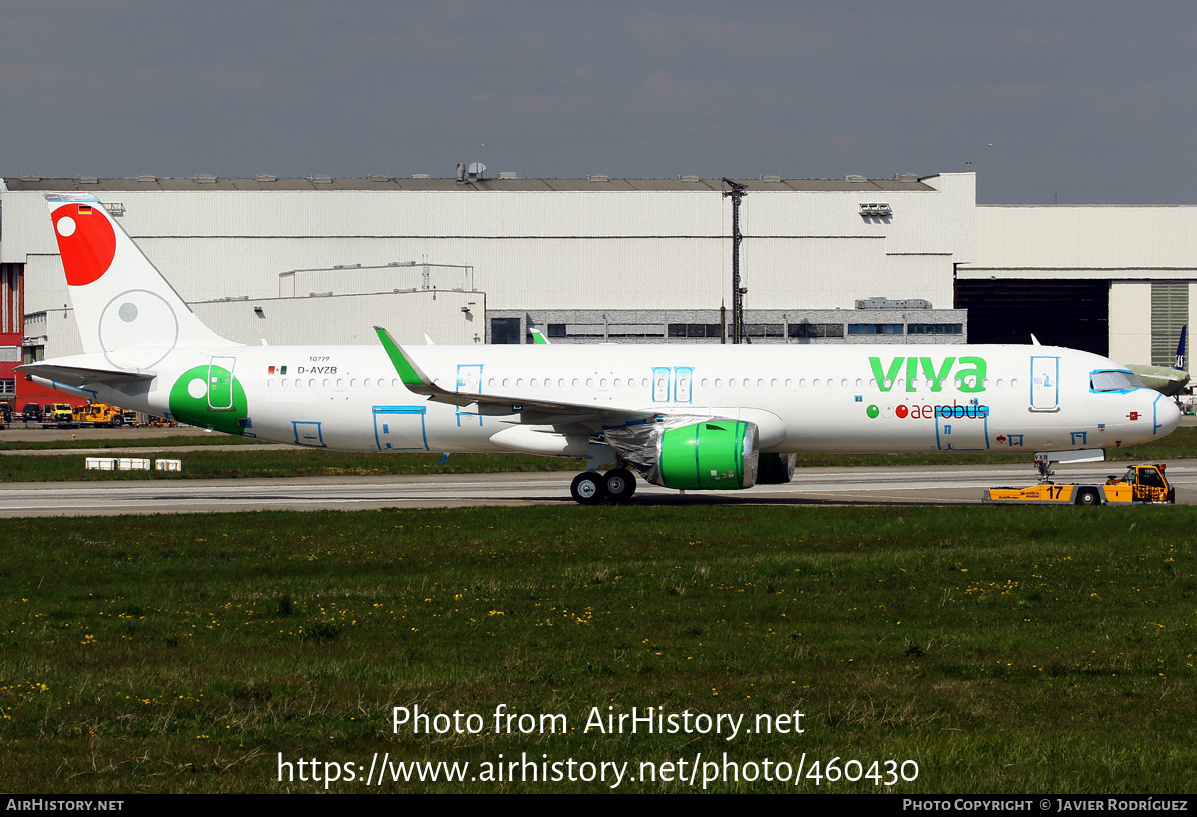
[
  {"left": 936, "top": 407, "right": 990, "bottom": 451},
  {"left": 292, "top": 421, "right": 324, "bottom": 447},
  {"left": 373, "top": 406, "right": 430, "bottom": 451},
  {"left": 457, "top": 364, "right": 482, "bottom": 393},
  {"left": 1030, "top": 356, "right": 1060, "bottom": 412},
  {"left": 208, "top": 356, "right": 236, "bottom": 410},
  {"left": 653, "top": 367, "right": 671, "bottom": 402},
  {"left": 675, "top": 367, "right": 693, "bottom": 403},
  {"left": 456, "top": 364, "right": 483, "bottom": 427}
]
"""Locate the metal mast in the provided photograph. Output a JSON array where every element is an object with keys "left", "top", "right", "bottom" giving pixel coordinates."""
[{"left": 722, "top": 179, "right": 748, "bottom": 344}]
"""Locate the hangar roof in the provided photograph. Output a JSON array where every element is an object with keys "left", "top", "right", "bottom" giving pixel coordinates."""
[{"left": 2, "top": 175, "right": 935, "bottom": 193}]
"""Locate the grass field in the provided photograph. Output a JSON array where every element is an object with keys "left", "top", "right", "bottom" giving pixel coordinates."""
[
  {"left": 4, "top": 427, "right": 1197, "bottom": 484},
  {"left": 0, "top": 434, "right": 266, "bottom": 451},
  {"left": 0, "top": 449, "right": 583, "bottom": 482},
  {"left": 1, "top": 505, "right": 1193, "bottom": 793}
]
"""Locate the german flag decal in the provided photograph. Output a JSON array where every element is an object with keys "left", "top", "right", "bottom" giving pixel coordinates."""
[{"left": 78, "top": 205, "right": 93, "bottom": 215}]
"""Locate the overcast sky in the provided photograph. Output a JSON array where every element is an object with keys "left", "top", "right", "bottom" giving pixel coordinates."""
[{"left": 2, "top": 1, "right": 1195, "bottom": 204}]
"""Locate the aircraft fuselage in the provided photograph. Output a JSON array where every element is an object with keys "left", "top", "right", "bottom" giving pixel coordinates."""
[{"left": 43, "top": 342, "right": 1177, "bottom": 457}]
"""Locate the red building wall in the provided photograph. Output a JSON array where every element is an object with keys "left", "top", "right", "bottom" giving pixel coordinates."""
[{"left": 1, "top": 264, "right": 86, "bottom": 413}]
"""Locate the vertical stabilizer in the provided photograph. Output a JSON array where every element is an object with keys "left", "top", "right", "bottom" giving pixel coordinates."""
[
  {"left": 46, "top": 193, "right": 236, "bottom": 370},
  {"left": 1175, "top": 325, "right": 1187, "bottom": 371}
]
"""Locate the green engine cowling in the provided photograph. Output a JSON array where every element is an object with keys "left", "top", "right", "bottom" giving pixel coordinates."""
[
  {"left": 605, "top": 417, "right": 760, "bottom": 491},
  {"left": 658, "top": 419, "right": 759, "bottom": 490}
]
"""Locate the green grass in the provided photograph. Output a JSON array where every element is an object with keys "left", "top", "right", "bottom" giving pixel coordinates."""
[
  {"left": 0, "top": 450, "right": 584, "bottom": 482},
  {"left": 4, "top": 427, "right": 1197, "bottom": 483},
  {"left": 0, "top": 434, "right": 266, "bottom": 451},
  {"left": 1, "top": 506, "right": 1193, "bottom": 792}
]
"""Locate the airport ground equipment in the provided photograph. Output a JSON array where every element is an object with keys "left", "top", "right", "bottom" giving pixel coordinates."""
[
  {"left": 40, "top": 402, "right": 76, "bottom": 427},
  {"left": 38, "top": 401, "right": 138, "bottom": 429},
  {"left": 984, "top": 463, "right": 1174, "bottom": 506},
  {"left": 72, "top": 402, "right": 132, "bottom": 428}
]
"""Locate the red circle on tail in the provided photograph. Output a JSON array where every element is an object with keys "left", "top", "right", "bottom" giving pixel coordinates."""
[{"left": 52, "top": 203, "right": 116, "bottom": 286}]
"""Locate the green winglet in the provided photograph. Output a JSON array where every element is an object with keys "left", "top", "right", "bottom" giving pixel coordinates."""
[
  {"left": 530, "top": 328, "right": 550, "bottom": 345},
  {"left": 374, "top": 326, "right": 429, "bottom": 387}
]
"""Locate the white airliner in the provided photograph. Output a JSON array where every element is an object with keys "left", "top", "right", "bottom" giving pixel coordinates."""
[{"left": 19, "top": 193, "right": 1181, "bottom": 503}]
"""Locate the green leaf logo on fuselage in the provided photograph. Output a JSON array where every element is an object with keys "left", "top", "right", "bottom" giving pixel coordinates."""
[{"left": 168, "top": 365, "right": 249, "bottom": 435}]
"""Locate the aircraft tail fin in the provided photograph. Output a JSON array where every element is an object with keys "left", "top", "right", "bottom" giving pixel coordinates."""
[
  {"left": 45, "top": 193, "right": 236, "bottom": 370},
  {"left": 1176, "top": 325, "right": 1187, "bottom": 371}
]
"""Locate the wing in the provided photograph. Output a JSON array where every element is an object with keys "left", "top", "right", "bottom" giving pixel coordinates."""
[{"left": 374, "top": 326, "right": 656, "bottom": 427}]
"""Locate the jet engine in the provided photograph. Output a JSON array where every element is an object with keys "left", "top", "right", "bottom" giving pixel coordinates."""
[{"left": 605, "top": 416, "right": 759, "bottom": 490}]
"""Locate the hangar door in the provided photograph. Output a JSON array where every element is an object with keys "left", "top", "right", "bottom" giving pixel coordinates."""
[
  {"left": 1151, "top": 282, "right": 1188, "bottom": 367},
  {"left": 956, "top": 280, "right": 1108, "bottom": 357}
]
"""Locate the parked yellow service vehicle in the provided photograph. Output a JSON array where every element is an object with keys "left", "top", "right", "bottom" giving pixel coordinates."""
[
  {"left": 72, "top": 402, "right": 134, "bottom": 427},
  {"left": 984, "top": 464, "right": 1175, "bottom": 506},
  {"left": 41, "top": 403, "right": 76, "bottom": 427}
]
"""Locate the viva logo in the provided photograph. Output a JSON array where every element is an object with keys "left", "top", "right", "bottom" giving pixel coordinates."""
[
  {"left": 868, "top": 356, "right": 987, "bottom": 394},
  {"left": 168, "top": 365, "right": 249, "bottom": 435}
]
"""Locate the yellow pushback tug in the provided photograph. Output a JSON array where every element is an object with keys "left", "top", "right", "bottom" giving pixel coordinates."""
[{"left": 984, "top": 453, "right": 1174, "bottom": 507}]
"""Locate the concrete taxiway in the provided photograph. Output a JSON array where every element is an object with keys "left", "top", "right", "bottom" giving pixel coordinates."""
[{"left": 2, "top": 460, "right": 1194, "bottom": 517}]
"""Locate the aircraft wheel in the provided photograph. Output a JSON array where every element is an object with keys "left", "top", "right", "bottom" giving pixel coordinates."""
[
  {"left": 605, "top": 468, "right": 637, "bottom": 502},
  {"left": 757, "top": 453, "right": 796, "bottom": 484},
  {"left": 570, "top": 471, "right": 606, "bottom": 505},
  {"left": 1075, "top": 487, "right": 1101, "bottom": 506}
]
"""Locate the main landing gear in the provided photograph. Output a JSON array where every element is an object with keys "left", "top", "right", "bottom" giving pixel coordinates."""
[{"left": 570, "top": 467, "right": 637, "bottom": 505}]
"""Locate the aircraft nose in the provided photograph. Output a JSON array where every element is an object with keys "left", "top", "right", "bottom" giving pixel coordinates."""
[{"left": 1155, "top": 394, "right": 1182, "bottom": 437}]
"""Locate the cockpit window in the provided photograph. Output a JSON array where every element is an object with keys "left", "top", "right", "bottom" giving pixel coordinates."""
[{"left": 1090, "top": 370, "right": 1145, "bottom": 392}]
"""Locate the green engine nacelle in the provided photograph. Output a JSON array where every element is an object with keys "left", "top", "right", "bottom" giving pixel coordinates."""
[{"left": 656, "top": 420, "right": 759, "bottom": 490}]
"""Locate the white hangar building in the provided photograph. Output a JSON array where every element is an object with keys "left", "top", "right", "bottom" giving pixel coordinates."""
[{"left": 0, "top": 171, "right": 1193, "bottom": 382}]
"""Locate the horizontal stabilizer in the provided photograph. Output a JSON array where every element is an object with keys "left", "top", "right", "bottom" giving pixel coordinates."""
[{"left": 16, "top": 361, "right": 156, "bottom": 388}]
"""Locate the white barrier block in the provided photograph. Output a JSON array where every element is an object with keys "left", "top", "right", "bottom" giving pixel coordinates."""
[
  {"left": 85, "top": 458, "right": 117, "bottom": 471},
  {"left": 155, "top": 459, "right": 183, "bottom": 472},
  {"left": 117, "top": 458, "right": 150, "bottom": 471}
]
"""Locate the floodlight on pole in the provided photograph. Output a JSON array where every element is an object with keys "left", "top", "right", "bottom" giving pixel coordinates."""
[{"left": 721, "top": 178, "right": 748, "bottom": 344}]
